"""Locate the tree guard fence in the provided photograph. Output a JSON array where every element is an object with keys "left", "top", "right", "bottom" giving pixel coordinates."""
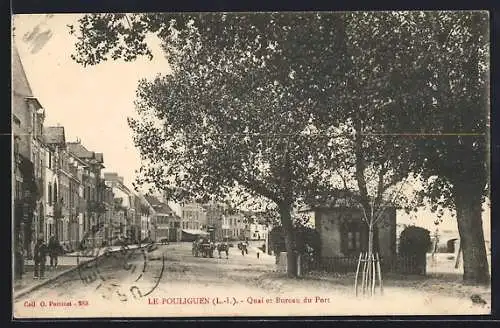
[{"left": 354, "top": 252, "right": 383, "bottom": 297}]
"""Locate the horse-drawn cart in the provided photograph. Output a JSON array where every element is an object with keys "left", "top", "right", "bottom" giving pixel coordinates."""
[{"left": 192, "top": 237, "right": 215, "bottom": 258}]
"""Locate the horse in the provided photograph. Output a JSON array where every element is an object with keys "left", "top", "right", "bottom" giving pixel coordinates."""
[{"left": 217, "top": 243, "right": 229, "bottom": 259}]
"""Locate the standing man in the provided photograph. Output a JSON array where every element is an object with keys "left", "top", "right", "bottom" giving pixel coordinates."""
[
  {"left": 14, "top": 239, "right": 24, "bottom": 280},
  {"left": 33, "top": 238, "right": 47, "bottom": 279},
  {"left": 48, "top": 235, "right": 61, "bottom": 269}
]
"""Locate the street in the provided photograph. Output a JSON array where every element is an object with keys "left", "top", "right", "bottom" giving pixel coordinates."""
[{"left": 13, "top": 242, "right": 490, "bottom": 317}]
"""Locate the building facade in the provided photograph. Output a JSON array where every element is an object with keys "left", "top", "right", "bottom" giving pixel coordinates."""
[
  {"left": 205, "top": 203, "right": 225, "bottom": 241},
  {"left": 12, "top": 44, "right": 46, "bottom": 261},
  {"left": 137, "top": 194, "right": 152, "bottom": 241},
  {"left": 67, "top": 141, "right": 106, "bottom": 247},
  {"left": 246, "top": 223, "right": 268, "bottom": 241},
  {"left": 104, "top": 173, "right": 133, "bottom": 241},
  {"left": 181, "top": 203, "right": 207, "bottom": 231},
  {"left": 311, "top": 206, "right": 397, "bottom": 262},
  {"left": 102, "top": 184, "right": 114, "bottom": 242},
  {"left": 221, "top": 213, "right": 246, "bottom": 241},
  {"left": 144, "top": 195, "right": 181, "bottom": 242},
  {"left": 42, "top": 127, "right": 67, "bottom": 247}
]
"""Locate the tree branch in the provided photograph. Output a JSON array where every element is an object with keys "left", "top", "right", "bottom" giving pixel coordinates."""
[
  {"left": 233, "top": 174, "right": 280, "bottom": 205},
  {"left": 373, "top": 176, "right": 408, "bottom": 225},
  {"left": 374, "top": 167, "right": 387, "bottom": 211},
  {"left": 353, "top": 120, "right": 371, "bottom": 217}
]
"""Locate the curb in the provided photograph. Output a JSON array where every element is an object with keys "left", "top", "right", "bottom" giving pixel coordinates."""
[
  {"left": 13, "top": 245, "right": 147, "bottom": 301},
  {"left": 13, "top": 257, "right": 94, "bottom": 301}
]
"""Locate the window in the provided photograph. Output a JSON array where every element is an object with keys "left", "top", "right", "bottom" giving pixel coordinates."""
[
  {"left": 54, "top": 183, "right": 58, "bottom": 203},
  {"left": 48, "top": 183, "right": 52, "bottom": 205},
  {"left": 341, "top": 221, "right": 379, "bottom": 255},
  {"left": 15, "top": 181, "right": 22, "bottom": 200},
  {"left": 48, "top": 152, "right": 52, "bottom": 169},
  {"left": 13, "top": 137, "right": 20, "bottom": 156}
]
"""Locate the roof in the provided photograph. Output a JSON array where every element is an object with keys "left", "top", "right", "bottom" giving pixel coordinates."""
[
  {"left": 43, "top": 126, "right": 66, "bottom": 145},
  {"left": 67, "top": 142, "right": 105, "bottom": 168},
  {"left": 182, "top": 229, "right": 209, "bottom": 236},
  {"left": 144, "top": 195, "right": 176, "bottom": 215},
  {"left": 25, "top": 96, "right": 44, "bottom": 111},
  {"left": 12, "top": 43, "right": 34, "bottom": 99},
  {"left": 67, "top": 142, "right": 93, "bottom": 158},
  {"left": 300, "top": 189, "right": 396, "bottom": 212}
]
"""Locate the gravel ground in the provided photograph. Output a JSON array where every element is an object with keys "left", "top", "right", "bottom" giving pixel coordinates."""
[{"left": 13, "top": 243, "right": 491, "bottom": 318}]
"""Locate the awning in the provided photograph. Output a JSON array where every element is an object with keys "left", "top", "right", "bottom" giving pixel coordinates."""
[{"left": 182, "top": 229, "right": 209, "bottom": 236}]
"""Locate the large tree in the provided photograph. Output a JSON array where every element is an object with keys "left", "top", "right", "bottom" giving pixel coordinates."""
[
  {"left": 404, "top": 11, "right": 490, "bottom": 284},
  {"left": 331, "top": 11, "right": 490, "bottom": 284},
  {"left": 70, "top": 13, "right": 348, "bottom": 277},
  {"left": 70, "top": 11, "right": 490, "bottom": 283}
]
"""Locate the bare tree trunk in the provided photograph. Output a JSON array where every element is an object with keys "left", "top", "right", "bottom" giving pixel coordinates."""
[
  {"left": 455, "top": 193, "right": 489, "bottom": 284},
  {"left": 280, "top": 203, "right": 297, "bottom": 278},
  {"left": 368, "top": 223, "right": 374, "bottom": 258},
  {"left": 454, "top": 183, "right": 489, "bottom": 285}
]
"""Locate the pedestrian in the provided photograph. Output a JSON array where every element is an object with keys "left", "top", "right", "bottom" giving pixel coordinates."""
[
  {"left": 48, "top": 235, "right": 61, "bottom": 269},
  {"left": 14, "top": 239, "right": 24, "bottom": 280},
  {"left": 33, "top": 238, "right": 48, "bottom": 279}
]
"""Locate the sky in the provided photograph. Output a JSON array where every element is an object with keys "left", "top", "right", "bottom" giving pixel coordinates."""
[
  {"left": 12, "top": 14, "right": 170, "bottom": 191},
  {"left": 12, "top": 14, "right": 491, "bottom": 238}
]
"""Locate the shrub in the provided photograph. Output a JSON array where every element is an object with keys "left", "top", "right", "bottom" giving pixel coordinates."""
[
  {"left": 398, "top": 226, "right": 431, "bottom": 275},
  {"left": 399, "top": 226, "right": 432, "bottom": 256}
]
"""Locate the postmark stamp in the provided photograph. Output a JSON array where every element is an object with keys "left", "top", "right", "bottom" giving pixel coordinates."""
[{"left": 76, "top": 221, "right": 165, "bottom": 302}]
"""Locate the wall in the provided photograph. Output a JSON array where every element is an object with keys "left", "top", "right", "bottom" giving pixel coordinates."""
[
  {"left": 316, "top": 207, "right": 396, "bottom": 261},
  {"left": 316, "top": 210, "right": 343, "bottom": 257}
]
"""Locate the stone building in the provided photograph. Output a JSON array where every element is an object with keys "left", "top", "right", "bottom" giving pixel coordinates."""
[
  {"left": 205, "top": 203, "right": 225, "bottom": 241},
  {"left": 312, "top": 207, "right": 396, "bottom": 260},
  {"left": 144, "top": 195, "right": 180, "bottom": 242},
  {"left": 180, "top": 203, "right": 207, "bottom": 231},
  {"left": 101, "top": 184, "right": 115, "bottom": 242},
  {"left": 104, "top": 173, "right": 133, "bottom": 241},
  {"left": 42, "top": 126, "right": 66, "bottom": 244},
  {"left": 12, "top": 43, "right": 46, "bottom": 259},
  {"left": 67, "top": 141, "right": 106, "bottom": 247},
  {"left": 221, "top": 213, "right": 246, "bottom": 241},
  {"left": 137, "top": 194, "right": 152, "bottom": 241}
]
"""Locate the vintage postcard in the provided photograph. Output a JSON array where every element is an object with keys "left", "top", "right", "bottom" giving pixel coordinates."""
[{"left": 12, "top": 11, "right": 491, "bottom": 318}]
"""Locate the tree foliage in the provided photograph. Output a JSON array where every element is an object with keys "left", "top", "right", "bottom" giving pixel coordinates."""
[
  {"left": 70, "top": 11, "right": 490, "bottom": 283},
  {"left": 71, "top": 13, "right": 351, "bottom": 277}
]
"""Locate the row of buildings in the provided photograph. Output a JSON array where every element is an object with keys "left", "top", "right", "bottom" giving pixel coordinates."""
[{"left": 12, "top": 43, "right": 268, "bottom": 263}]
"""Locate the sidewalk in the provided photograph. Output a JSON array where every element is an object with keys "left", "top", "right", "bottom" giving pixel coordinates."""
[
  {"left": 13, "top": 244, "right": 149, "bottom": 300},
  {"left": 13, "top": 256, "right": 91, "bottom": 300}
]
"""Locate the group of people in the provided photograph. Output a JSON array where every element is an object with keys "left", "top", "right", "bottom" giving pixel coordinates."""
[
  {"left": 238, "top": 241, "right": 249, "bottom": 256},
  {"left": 32, "top": 235, "right": 63, "bottom": 279}
]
